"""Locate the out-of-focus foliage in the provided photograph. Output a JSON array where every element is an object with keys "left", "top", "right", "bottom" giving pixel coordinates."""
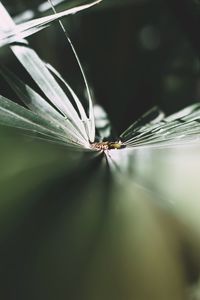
[{"left": 2, "top": 128, "right": 200, "bottom": 299}]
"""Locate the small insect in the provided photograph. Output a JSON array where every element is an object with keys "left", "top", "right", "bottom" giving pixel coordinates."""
[{"left": 91, "top": 140, "right": 126, "bottom": 151}]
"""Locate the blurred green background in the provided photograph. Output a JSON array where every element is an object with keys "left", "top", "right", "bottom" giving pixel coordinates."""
[{"left": 1, "top": 0, "right": 200, "bottom": 299}]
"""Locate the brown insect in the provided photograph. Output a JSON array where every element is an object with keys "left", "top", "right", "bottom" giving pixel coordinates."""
[{"left": 91, "top": 140, "right": 126, "bottom": 151}]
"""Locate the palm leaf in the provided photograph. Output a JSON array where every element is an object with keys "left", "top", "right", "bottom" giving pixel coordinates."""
[
  {"left": 0, "top": 1, "right": 96, "bottom": 146},
  {"left": 0, "top": 0, "right": 102, "bottom": 47},
  {"left": 121, "top": 104, "right": 200, "bottom": 149},
  {"left": 0, "top": 66, "right": 90, "bottom": 147},
  {"left": 0, "top": 95, "right": 72, "bottom": 142}
]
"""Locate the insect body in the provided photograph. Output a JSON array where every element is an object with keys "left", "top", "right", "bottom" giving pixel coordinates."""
[{"left": 91, "top": 140, "right": 126, "bottom": 151}]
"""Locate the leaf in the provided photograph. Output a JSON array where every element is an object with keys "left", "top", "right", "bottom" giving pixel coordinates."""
[
  {"left": 0, "top": 0, "right": 102, "bottom": 47},
  {"left": 0, "top": 2, "right": 96, "bottom": 143},
  {"left": 13, "top": 0, "right": 147, "bottom": 24},
  {"left": 46, "top": 63, "right": 92, "bottom": 138},
  {"left": 121, "top": 104, "right": 200, "bottom": 149},
  {"left": 11, "top": 44, "right": 90, "bottom": 140},
  {"left": 120, "top": 106, "right": 165, "bottom": 140},
  {"left": 0, "top": 65, "right": 90, "bottom": 147},
  {"left": 0, "top": 95, "right": 87, "bottom": 148}
]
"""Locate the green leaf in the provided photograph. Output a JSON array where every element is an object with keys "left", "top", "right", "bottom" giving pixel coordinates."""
[
  {"left": 0, "top": 2, "right": 96, "bottom": 144},
  {"left": 0, "top": 0, "right": 102, "bottom": 47},
  {"left": 46, "top": 63, "right": 95, "bottom": 142},
  {"left": 0, "top": 66, "right": 90, "bottom": 147},
  {"left": 121, "top": 104, "right": 200, "bottom": 149},
  {"left": 0, "top": 94, "right": 87, "bottom": 148},
  {"left": 11, "top": 44, "right": 90, "bottom": 142}
]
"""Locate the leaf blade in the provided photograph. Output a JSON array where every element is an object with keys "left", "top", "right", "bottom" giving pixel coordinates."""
[{"left": 0, "top": 0, "right": 102, "bottom": 47}]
